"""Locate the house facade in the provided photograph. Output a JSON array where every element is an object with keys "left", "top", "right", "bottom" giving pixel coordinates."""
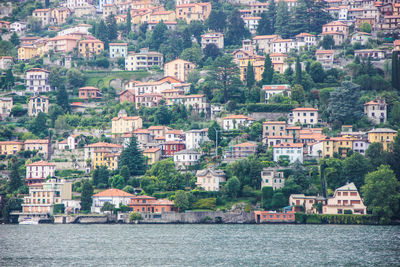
[
  {"left": 125, "top": 48, "right": 163, "bottom": 71},
  {"left": 273, "top": 143, "right": 304, "bottom": 163},
  {"left": 261, "top": 167, "right": 286, "bottom": 190},
  {"left": 109, "top": 43, "right": 128, "bottom": 58},
  {"left": 91, "top": 188, "right": 135, "bottom": 213},
  {"left": 25, "top": 161, "right": 56, "bottom": 185},
  {"left": 25, "top": 68, "right": 52, "bottom": 93},
  {"left": 196, "top": 168, "right": 226, "bottom": 191},
  {"left": 28, "top": 96, "right": 49, "bottom": 116},
  {"left": 364, "top": 99, "right": 387, "bottom": 124},
  {"left": 324, "top": 183, "right": 367, "bottom": 215},
  {"left": 164, "top": 58, "right": 196, "bottom": 82},
  {"left": 288, "top": 107, "right": 319, "bottom": 126}
]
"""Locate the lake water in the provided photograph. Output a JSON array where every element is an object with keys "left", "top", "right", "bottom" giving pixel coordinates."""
[{"left": 0, "top": 224, "right": 399, "bottom": 266}]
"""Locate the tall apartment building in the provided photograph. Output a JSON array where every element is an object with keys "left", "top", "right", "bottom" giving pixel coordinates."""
[{"left": 125, "top": 48, "right": 163, "bottom": 71}]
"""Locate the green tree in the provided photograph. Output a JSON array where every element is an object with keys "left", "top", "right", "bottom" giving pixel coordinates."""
[
  {"left": 309, "top": 0, "right": 331, "bottom": 33},
  {"left": 174, "top": 190, "right": 189, "bottom": 212},
  {"left": 80, "top": 180, "right": 94, "bottom": 212},
  {"left": 129, "top": 211, "right": 143, "bottom": 221},
  {"left": 291, "top": 84, "right": 305, "bottom": 104},
  {"left": 119, "top": 136, "right": 146, "bottom": 176},
  {"left": 111, "top": 175, "right": 125, "bottom": 189},
  {"left": 270, "top": 192, "right": 287, "bottom": 209},
  {"left": 275, "top": 0, "right": 291, "bottom": 38},
  {"left": 150, "top": 22, "right": 167, "bottom": 50},
  {"left": 56, "top": 84, "right": 70, "bottom": 112},
  {"left": 365, "top": 142, "right": 387, "bottom": 171},
  {"left": 180, "top": 44, "right": 202, "bottom": 66},
  {"left": 4, "top": 69, "right": 14, "bottom": 90},
  {"left": 209, "top": 54, "right": 240, "bottom": 103},
  {"left": 291, "top": 0, "right": 308, "bottom": 36},
  {"left": 248, "top": 121, "right": 263, "bottom": 141},
  {"left": 388, "top": 134, "right": 400, "bottom": 180},
  {"left": 246, "top": 61, "right": 255, "bottom": 89},
  {"left": 225, "top": 177, "right": 240, "bottom": 198},
  {"left": 207, "top": 10, "right": 226, "bottom": 32},
  {"left": 182, "top": 27, "right": 192, "bottom": 49},
  {"left": 321, "top": 35, "right": 335, "bottom": 49},
  {"left": 229, "top": 156, "right": 263, "bottom": 189},
  {"left": 225, "top": 10, "right": 249, "bottom": 46},
  {"left": 203, "top": 44, "right": 220, "bottom": 60},
  {"left": 101, "top": 202, "right": 115, "bottom": 213},
  {"left": 120, "top": 165, "right": 130, "bottom": 183},
  {"left": 126, "top": 8, "right": 132, "bottom": 34},
  {"left": 310, "top": 61, "right": 325, "bottom": 83},
  {"left": 326, "top": 82, "right": 363, "bottom": 126},
  {"left": 266, "top": 0, "right": 276, "bottom": 34},
  {"left": 123, "top": 185, "right": 135, "bottom": 194},
  {"left": 155, "top": 105, "right": 172, "bottom": 125},
  {"left": 29, "top": 112, "right": 48, "bottom": 136},
  {"left": 261, "top": 186, "right": 274, "bottom": 209},
  {"left": 389, "top": 101, "right": 400, "bottom": 126},
  {"left": 343, "top": 153, "right": 370, "bottom": 189},
  {"left": 360, "top": 22, "right": 372, "bottom": 33},
  {"left": 66, "top": 68, "right": 86, "bottom": 88},
  {"left": 96, "top": 20, "right": 109, "bottom": 44},
  {"left": 257, "top": 12, "right": 271, "bottom": 35},
  {"left": 295, "top": 57, "right": 302, "bottom": 84},
  {"left": 1, "top": 198, "right": 22, "bottom": 223},
  {"left": 8, "top": 161, "right": 22, "bottom": 193},
  {"left": 262, "top": 54, "right": 274, "bottom": 85},
  {"left": 106, "top": 14, "right": 118, "bottom": 41},
  {"left": 361, "top": 165, "right": 400, "bottom": 223},
  {"left": 45, "top": 0, "right": 50, "bottom": 8},
  {"left": 208, "top": 120, "right": 222, "bottom": 145},
  {"left": 48, "top": 67, "right": 65, "bottom": 89},
  {"left": 392, "top": 51, "right": 400, "bottom": 91},
  {"left": 10, "top": 32, "right": 20, "bottom": 46}
]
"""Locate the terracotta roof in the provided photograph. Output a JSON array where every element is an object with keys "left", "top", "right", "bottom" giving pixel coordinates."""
[
  {"left": 253, "top": 35, "right": 280, "bottom": 40},
  {"left": 93, "top": 188, "right": 135, "bottom": 197},
  {"left": 134, "top": 129, "right": 150, "bottom": 134},
  {"left": 292, "top": 107, "right": 318, "bottom": 111},
  {"left": 33, "top": 8, "right": 51, "bottom": 12},
  {"left": 26, "top": 160, "right": 55, "bottom": 166},
  {"left": 273, "top": 143, "right": 303, "bottom": 148},
  {"left": 131, "top": 195, "right": 156, "bottom": 200},
  {"left": 143, "top": 147, "right": 161, "bottom": 153},
  {"left": 296, "top": 32, "right": 315, "bottom": 37},
  {"left": 267, "top": 135, "right": 293, "bottom": 139},
  {"left": 233, "top": 142, "right": 257, "bottom": 147},
  {"left": 262, "top": 85, "right": 290, "bottom": 90},
  {"left": 24, "top": 139, "right": 49, "bottom": 144},
  {"left": 112, "top": 116, "right": 142, "bottom": 121},
  {"left": 26, "top": 68, "right": 50, "bottom": 73},
  {"left": 109, "top": 43, "right": 128, "bottom": 46},
  {"left": 148, "top": 126, "right": 167, "bottom": 130},
  {"left": 0, "top": 141, "right": 23, "bottom": 145},
  {"left": 263, "top": 121, "right": 286, "bottom": 125},
  {"left": 79, "top": 86, "right": 100, "bottom": 91},
  {"left": 224, "top": 115, "right": 255, "bottom": 120},
  {"left": 79, "top": 39, "right": 103, "bottom": 43},
  {"left": 316, "top": 50, "right": 334, "bottom": 54},
  {"left": 85, "top": 142, "right": 123, "bottom": 148}
]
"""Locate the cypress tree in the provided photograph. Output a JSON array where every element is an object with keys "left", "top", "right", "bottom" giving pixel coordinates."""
[
  {"left": 106, "top": 14, "right": 118, "bottom": 41},
  {"left": 275, "top": 1, "right": 290, "bottom": 39},
  {"left": 392, "top": 51, "right": 400, "bottom": 91},
  {"left": 266, "top": 0, "right": 276, "bottom": 34},
  {"left": 246, "top": 61, "right": 255, "bottom": 89},
  {"left": 10, "top": 32, "right": 20, "bottom": 46},
  {"left": 8, "top": 162, "right": 22, "bottom": 193},
  {"left": 262, "top": 54, "right": 273, "bottom": 85},
  {"left": 126, "top": 8, "right": 132, "bottom": 34},
  {"left": 5, "top": 69, "right": 14, "bottom": 90},
  {"left": 119, "top": 136, "right": 146, "bottom": 176},
  {"left": 56, "top": 84, "right": 70, "bottom": 112},
  {"left": 295, "top": 56, "right": 302, "bottom": 84},
  {"left": 96, "top": 20, "right": 108, "bottom": 44},
  {"left": 80, "top": 181, "right": 93, "bottom": 212}
]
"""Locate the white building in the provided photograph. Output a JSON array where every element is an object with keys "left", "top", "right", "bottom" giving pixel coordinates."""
[
  {"left": 252, "top": 34, "right": 281, "bottom": 54},
  {"left": 10, "top": 22, "right": 26, "bottom": 32},
  {"left": 0, "top": 56, "right": 13, "bottom": 70},
  {"left": 323, "top": 183, "right": 367, "bottom": 215},
  {"left": 295, "top": 33, "right": 317, "bottom": 48},
  {"left": 196, "top": 168, "right": 226, "bottom": 191},
  {"left": 351, "top": 32, "right": 372, "bottom": 46},
  {"left": 26, "top": 161, "right": 56, "bottom": 183},
  {"left": 91, "top": 188, "right": 135, "bottom": 213},
  {"left": 288, "top": 107, "right": 319, "bottom": 126},
  {"left": 316, "top": 50, "right": 335, "bottom": 69},
  {"left": 273, "top": 39, "right": 296, "bottom": 54},
  {"left": 125, "top": 48, "right": 164, "bottom": 71},
  {"left": 57, "top": 24, "right": 91, "bottom": 36},
  {"left": 25, "top": 68, "right": 52, "bottom": 94},
  {"left": 185, "top": 129, "right": 209, "bottom": 149},
  {"left": 222, "top": 115, "right": 255, "bottom": 130},
  {"left": 262, "top": 84, "right": 291, "bottom": 103},
  {"left": 243, "top": 17, "right": 260, "bottom": 34},
  {"left": 354, "top": 49, "right": 385, "bottom": 60},
  {"left": 352, "top": 140, "right": 369, "bottom": 155},
  {"left": 261, "top": 167, "right": 286, "bottom": 190},
  {"left": 109, "top": 43, "right": 128, "bottom": 59},
  {"left": 364, "top": 99, "right": 387, "bottom": 124},
  {"left": 201, "top": 32, "right": 224, "bottom": 49},
  {"left": 0, "top": 97, "right": 13, "bottom": 118},
  {"left": 273, "top": 143, "right": 303, "bottom": 163},
  {"left": 173, "top": 149, "right": 201, "bottom": 169},
  {"left": 67, "top": 0, "right": 92, "bottom": 10}
]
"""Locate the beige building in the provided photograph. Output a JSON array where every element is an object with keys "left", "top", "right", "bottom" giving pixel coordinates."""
[
  {"left": 84, "top": 142, "right": 123, "bottom": 162},
  {"left": 164, "top": 58, "right": 196, "bottom": 82},
  {"left": 289, "top": 194, "right": 325, "bottom": 214},
  {"left": 196, "top": 168, "right": 226, "bottom": 191},
  {"left": 21, "top": 178, "right": 72, "bottom": 216},
  {"left": 175, "top": 2, "right": 212, "bottom": 22},
  {"left": 24, "top": 139, "right": 51, "bottom": 159},
  {"left": 0, "top": 141, "right": 24, "bottom": 155},
  {"left": 109, "top": 43, "right": 128, "bottom": 59},
  {"left": 0, "top": 97, "right": 13, "bottom": 119},
  {"left": 111, "top": 110, "right": 143, "bottom": 137},
  {"left": 25, "top": 68, "right": 52, "bottom": 93},
  {"left": 316, "top": 50, "right": 334, "bottom": 69},
  {"left": 323, "top": 183, "right": 367, "bottom": 215},
  {"left": 125, "top": 48, "right": 163, "bottom": 71},
  {"left": 261, "top": 167, "right": 285, "bottom": 190},
  {"left": 367, "top": 128, "right": 397, "bottom": 151},
  {"left": 51, "top": 7, "right": 72, "bottom": 25},
  {"left": 252, "top": 35, "right": 281, "bottom": 54},
  {"left": 28, "top": 96, "right": 49, "bottom": 116},
  {"left": 262, "top": 121, "right": 287, "bottom": 143},
  {"left": 78, "top": 39, "right": 104, "bottom": 58},
  {"left": 201, "top": 32, "right": 224, "bottom": 49},
  {"left": 32, "top": 8, "right": 51, "bottom": 26},
  {"left": 143, "top": 147, "right": 162, "bottom": 165},
  {"left": 289, "top": 107, "right": 319, "bottom": 126},
  {"left": 364, "top": 99, "right": 387, "bottom": 124},
  {"left": 223, "top": 115, "right": 255, "bottom": 131},
  {"left": 103, "top": 4, "right": 117, "bottom": 18}
]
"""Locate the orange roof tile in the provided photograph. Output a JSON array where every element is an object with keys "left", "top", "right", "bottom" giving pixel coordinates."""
[
  {"left": 93, "top": 188, "right": 135, "bottom": 197},
  {"left": 273, "top": 143, "right": 303, "bottom": 148},
  {"left": 26, "top": 160, "right": 55, "bottom": 166}
]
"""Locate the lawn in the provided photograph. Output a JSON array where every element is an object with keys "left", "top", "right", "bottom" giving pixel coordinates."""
[{"left": 84, "top": 70, "right": 153, "bottom": 88}]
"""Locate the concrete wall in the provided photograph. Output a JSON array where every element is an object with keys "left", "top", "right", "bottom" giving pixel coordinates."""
[
  {"left": 54, "top": 215, "right": 112, "bottom": 224},
  {"left": 249, "top": 112, "right": 288, "bottom": 121}
]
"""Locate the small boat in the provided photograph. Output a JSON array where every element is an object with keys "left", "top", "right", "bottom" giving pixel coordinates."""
[{"left": 19, "top": 218, "right": 39, "bottom": 225}]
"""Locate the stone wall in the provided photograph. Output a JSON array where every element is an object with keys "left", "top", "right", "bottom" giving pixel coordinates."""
[
  {"left": 54, "top": 215, "right": 112, "bottom": 224},
  {"left": 249, "top": 112, "right": 288, "bottom": 121},
  {"left": 123, "top": 211, "right": 255, "bottom": 224}
]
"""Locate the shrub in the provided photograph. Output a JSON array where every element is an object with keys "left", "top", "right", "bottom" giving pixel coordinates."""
[
  {"left": 200, "top": 216, "right": 213, "bottom": 223},
  {"left": 192, "top": 198, "right": 216, "bottom": 210},
  {"left": 246, "top": 103, "right": 295, "bottom": 113},
  {"left": 53, "top": 204, "right": 65, "bottom": 214},
  {"left": 343, "top": 210, "right": 353, "bottom": 214},
  {"left": 129, "top": 212, "right": 143, "bottom": 222}
]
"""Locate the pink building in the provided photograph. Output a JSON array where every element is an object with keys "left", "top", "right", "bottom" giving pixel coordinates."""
[
  {"left": 324, "top": 183, "right": 367, "bottom": 215},
  {"left": 119, "top": 90, "right": 135, "bottom": 103},
  {"left": 254, "top": 207, "right": 295, "bottom": 223},
  {"left": 25, "top": 161, "right": 56, "bottom": 185}
]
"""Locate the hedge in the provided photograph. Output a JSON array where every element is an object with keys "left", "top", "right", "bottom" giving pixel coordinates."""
[
  {"left": 295, "top": 213, "right": 380, "bottom": 225},
  {"left": 246, "top": 103, "right": 295, "bottom": 113},
  {"left": 192, "top": 198, "right": 216, "bottom": 210}
]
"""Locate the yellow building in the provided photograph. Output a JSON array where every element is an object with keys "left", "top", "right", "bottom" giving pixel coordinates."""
[
  {"left": 93, "top": 150, "right": 120, "bottom": 170},
  {"left": 111, "top": 110, "right": 143, "bottom": 137},
  {"left": 18, "top": 45, "right": 39, "bottom": 61},
  {"left": 176, "top": 2, "right": 212, "bottom": 23},
  {"left": 238, "top": 55, "right": 265, "bottom": 82},
  {"left": 143, "top": 147, "right": 161, "bottom": 165},
  {"left": 78, "top": 39, "right": 104, "bottom": 58},
  {"left": 367, "top": 128, "right": 397, "bottom": 151},
  {"left": 321, "top": 137, "right": 355, "bottom": 158},
  {"left": 164, "top": 58, "right": 196, "bottom": 82},
  {"left": 0, "top": 141, "right": 24, "bottom": 155},
  {"left": 51, "top": 7, "right": 72, "bottom": 25},
  {"left": 104, "top": 152, "right": 120, "bottom": 170}
]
